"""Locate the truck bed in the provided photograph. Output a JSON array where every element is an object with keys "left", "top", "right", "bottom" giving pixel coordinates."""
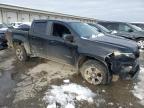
[{"left": 6, "top": 29, "right": 29, "bottom": 48}]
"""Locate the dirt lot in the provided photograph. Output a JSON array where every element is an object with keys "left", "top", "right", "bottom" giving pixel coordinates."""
[{"left": 0, "top": 49, "right": 144, "bottom": 108}]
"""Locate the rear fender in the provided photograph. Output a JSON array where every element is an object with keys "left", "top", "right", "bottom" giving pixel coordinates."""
[{"left": 13, "top": 35, "right": 31, "bottom": 55}]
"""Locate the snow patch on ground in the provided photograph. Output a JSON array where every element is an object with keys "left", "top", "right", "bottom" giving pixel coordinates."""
[
  {"left": 132, "top": 66, "right": 144, "bottom": 105},
  {"left": 43, "top": 82, "right": 96, "bottom": 108},
  {"left": 13, "top": 61, "right": 76, "bottom": 103}
]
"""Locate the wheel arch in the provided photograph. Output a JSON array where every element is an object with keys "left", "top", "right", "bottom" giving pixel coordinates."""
[
  {"left": 77, "top": 54, "right": 112, "bottom": 84},
  {"left": 13, "top": 39, "right": 31, "bottom": 55},
  {"left": 77, "top": 54, "right": 109, "bottom": 72},
  {"left": 135, "top": 37, "right": 144, "bottom": 40}
]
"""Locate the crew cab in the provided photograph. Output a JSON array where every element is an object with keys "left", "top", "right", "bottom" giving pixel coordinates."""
[
  {"left": 8, "top": 20, "right": 140, "bottom": 85},
  {"left": 98, "top": 21, "right": 144, "bottom": 49}
]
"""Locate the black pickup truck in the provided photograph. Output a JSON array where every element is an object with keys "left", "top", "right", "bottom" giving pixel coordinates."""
[{"left": 8, "top": 20, "right": 140, "bottom": 85}]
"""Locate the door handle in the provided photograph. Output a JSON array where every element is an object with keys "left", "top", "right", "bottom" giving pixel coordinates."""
[
  {"left": 49, "top": 40, "right": 58, "bottom": 45},
  {"left": 50, "top": 40, "right": 55, "bottom": 43}
]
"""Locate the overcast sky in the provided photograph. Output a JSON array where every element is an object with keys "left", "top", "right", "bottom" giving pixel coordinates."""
[{"left": 0, "top": 0, "right": 144, "bottom": 22}]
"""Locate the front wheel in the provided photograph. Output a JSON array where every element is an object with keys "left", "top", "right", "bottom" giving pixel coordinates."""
[
  {"left": 15, "top": 45, "right": 28, "bottom": 62},
  {"left": 80, "top": 60, "right": 110, "bottom": 85},
  {"left": 136, "top": 38, "right": 144, "bottom": 50}
]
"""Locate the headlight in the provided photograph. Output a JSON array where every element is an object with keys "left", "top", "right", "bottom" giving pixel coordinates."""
[{"left": 113, "top": 51, "right": 135, "bottom": 58}]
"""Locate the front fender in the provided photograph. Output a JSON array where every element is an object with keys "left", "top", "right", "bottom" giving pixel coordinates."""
[
  {"left": 77, "top": 53, "right": 112, "bottom": 84},
  {"left": 77, "top": 53, "right": 109, "bottom": 71}
]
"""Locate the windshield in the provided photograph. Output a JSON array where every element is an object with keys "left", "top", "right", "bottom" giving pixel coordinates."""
[
  {"left": 70, "top": 22, "right": 101, "bottom": 39},
  {"left": 129, "top": 24, "right": 143, "bottom": 31},
  {"left": 97, "top": 24, "right": 111, "bottom": 33}
]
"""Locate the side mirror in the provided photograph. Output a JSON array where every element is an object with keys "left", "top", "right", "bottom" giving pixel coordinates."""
[
  {"left": 111, "top": 30, "right": 117, "bottom": 34},
  {"left": 63, "top": 34, "right": 74, "bottom": 42},
  {"left": 128, "top": 29, "right": 133, "bottom": 32},
  {"left": 97, "top": 33, "right": 105, "bottom": 37}
]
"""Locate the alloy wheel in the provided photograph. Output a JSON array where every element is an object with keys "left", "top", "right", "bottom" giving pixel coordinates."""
[
  {"left": 84, "top": 66, "right": 103, "bottom": 85},
  {"left": 137, "top": 40, "right": 144, "bottom": 49},
  {"left": 16, "top": 48, "right": 23, "bottom": 61}
]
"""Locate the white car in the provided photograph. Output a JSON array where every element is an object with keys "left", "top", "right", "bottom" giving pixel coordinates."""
[{"left": 10, "top": 22, "right": 31, "bottom": 28}]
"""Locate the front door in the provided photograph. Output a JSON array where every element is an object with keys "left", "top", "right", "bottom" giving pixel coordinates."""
[{"left": 46, "top": 22, "right": 76, "bottom": 65}]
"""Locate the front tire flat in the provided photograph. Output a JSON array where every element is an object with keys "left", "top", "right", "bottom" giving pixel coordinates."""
[{"left": 80, "top": 60, "right": 110, "bottom": 85}]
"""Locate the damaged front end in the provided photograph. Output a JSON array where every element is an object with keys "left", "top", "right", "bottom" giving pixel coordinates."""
[{"left": 106, "top": 50, "right": 140, "bottom": 80}]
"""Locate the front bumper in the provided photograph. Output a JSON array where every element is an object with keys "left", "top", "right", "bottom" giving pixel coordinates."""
[{"left": 110, "top": 58, "right": 140, "bottom": 79}]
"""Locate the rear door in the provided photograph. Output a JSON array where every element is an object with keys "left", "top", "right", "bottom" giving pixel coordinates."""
[{"left": 29, "top": 21, "right": 48, "bottom": 57}]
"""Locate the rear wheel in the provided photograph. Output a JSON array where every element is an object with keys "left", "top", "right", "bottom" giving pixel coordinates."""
[
  {"left": 15, "top": 45, "right": 28, "bottom": 62},
  {"left": 136, "top": 38, "right": 144, "bottom": 50},
  {"left": 80, "top": 60, "right": 110, "bottom": 85}
]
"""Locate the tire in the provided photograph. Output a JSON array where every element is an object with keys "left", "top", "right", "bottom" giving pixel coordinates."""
[
  {"left": 136, "top": 38, "right": 144, "bottom": 50},
  {"left": 15, "top": 45, "right": 28, "bottom": 62},
  {"left": 80, "top": 60, "right": 110, "bottom": 85}
]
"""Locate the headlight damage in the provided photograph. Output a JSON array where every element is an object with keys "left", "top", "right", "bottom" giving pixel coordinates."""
[
  {"left": 113, "top": 51, "right": 135, "bottom": 58},
  {"left": 106, "top": 50, "right": 140, "bottom": 79}
]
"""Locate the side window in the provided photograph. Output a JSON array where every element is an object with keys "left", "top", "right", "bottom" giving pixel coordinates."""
[
  {"left": 52, "top": 23, "right": 71, "bottom": 38},
  {"left": 107, "top": 23, "right": 119, "bottom": 30},
  {"left": 99, "top": 23, "right": 118, "bottom": 31},
  {"left": 33, "top": 22, "right": 47, "bottom": 34},
  {"left": 98, "top": 23, "right": 109, "bottom": 29},
  {"left": 119, "top": 24, "right": 132, "bottom": 32}
]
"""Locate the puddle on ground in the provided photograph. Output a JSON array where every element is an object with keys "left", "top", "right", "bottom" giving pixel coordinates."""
[
  {"left": 0, "top": 71, "right": 16, "bottom": 106},
  {"left": 0, "top": 49, "right": 16, "bottom": 106}
]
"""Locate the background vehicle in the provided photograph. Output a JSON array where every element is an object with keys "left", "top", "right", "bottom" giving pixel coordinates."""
[
  {"left": 98, "top": 21, "right": 144, "bottom": 49},
  {"left": 0, "top": 23, "right": 9, "bottom": 49},
  {"left": 10, "top": 22, "right": 31, "bottom": 29},
  {"left": 10, "top": 22, "right": 22, "bottom": 28},
  {"left": 131, "top": 22, "right": 144, "bottom": 30},
  {"left": 88, "top": 23, "right": 117, "bottom": 35},
  {"left": 8, "top": 20, "right": 140, "bottom": 85},
  {"left": 15, "top": 24, "right": 31, "bottom": 31}
]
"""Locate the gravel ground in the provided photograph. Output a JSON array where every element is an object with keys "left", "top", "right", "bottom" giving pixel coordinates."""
[{"left": 0, "top": 49, "right": 144, "bottom": 108}]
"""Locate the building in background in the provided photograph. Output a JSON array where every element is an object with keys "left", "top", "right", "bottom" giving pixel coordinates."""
[{"left": 0, "top": 4, "right": 96, "bottom": 24}]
